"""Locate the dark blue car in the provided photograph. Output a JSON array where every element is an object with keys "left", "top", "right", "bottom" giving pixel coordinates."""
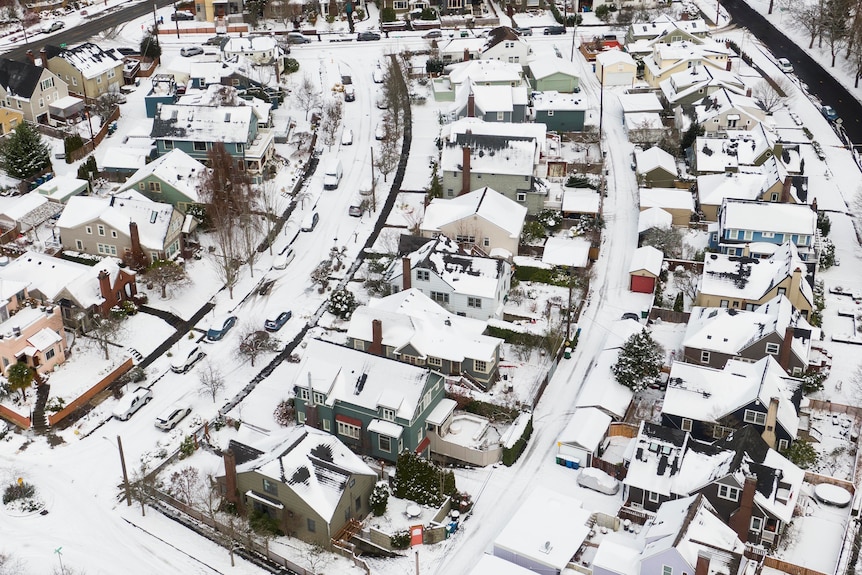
[
  {"left": 265, "top": 311, "right": 292, "bottom": 332},
  {"left": 206, "top": 315, "right": 237, "bottom": 341}
]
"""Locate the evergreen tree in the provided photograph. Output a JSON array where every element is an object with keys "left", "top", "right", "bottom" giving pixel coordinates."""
[
  {"left": 0, "top": 123, "right": 51, "bottom": 180},
  {"left": 140, "top": 34, "right": 162, "bottom": 61},
  {"left": 612, "top": 329, "right": 664, "bottom": 392}
]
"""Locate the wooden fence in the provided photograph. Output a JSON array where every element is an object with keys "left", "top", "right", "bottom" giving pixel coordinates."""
[
  {"left": 0, "top": 404, "right": 30, "bottom": 429},
  {"left": 608, "top": 422, "right": 638, "bottom": 438},
  {"left": 67, "top": 106, "right": 121, "bottom": 163},
  {"left": 763, "top": 556, "right": 828, "bottom": 575},
  {"left": 807, "top": 398, "right": 862, "bottom": 419},
  {"left": 47, "top": 357, "right": 133, "bottom": 426},
  {"left": 649, "top": 307, "right": 691, "bottom": 324}
]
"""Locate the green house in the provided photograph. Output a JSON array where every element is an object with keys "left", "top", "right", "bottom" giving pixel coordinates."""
[
  {"left": 532, "top": 91, "right": 587, "bottom": 132},
  {"left": 293, "top": 339, "right": 446, "bottom": 463},
  {"left": 527, "top": 58, "right": 580, "bottom": 93},
  {"left": 117, "top": 149, "right": 206, "bottom": 214}
]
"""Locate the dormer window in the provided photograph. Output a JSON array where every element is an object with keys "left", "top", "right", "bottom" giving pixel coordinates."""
[{"left": 381, "top": 408, "right": 395, "bottom": 421}]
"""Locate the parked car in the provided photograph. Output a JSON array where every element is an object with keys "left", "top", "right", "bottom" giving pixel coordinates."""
[
  {"left": 372, "top": 68, "right": 384, "bottom": 83},
  {"left": 621, "top": 312, "right": 640, "bottom": 321},
  {"left": 375, "top": 122, "right": 387, "bottom": 140},
  {"left": 301, "top": 211, "right": 320, "bottom": 232},
  {"left": 170, "top": 343, "right": 205, "bottom": 373},
  {"left": 514, "top": 27, "right": 532, "bottom": 36},
  {"left": 180, "top": 46, "right": 204, "bottom": 57},
  {"left": 265, "top": 311, "right": 292, "bottom": 332},
  {"left": 544, "top": 25, "right": 565, "bottom": 35},
  {"left": 204, "top": 35, "right": 226, "bottom": 46},
  {"left": 286, "top": 32, "right": 311, "bottom": 44},
  {"left": 341, "top": 128, "right": 353, "bottom": 146},
  {"left": 423, "top": 29, "right": 442, "bottom": 38},
  {"left": 348, "top": 205, "right": 363, "bottom": 217},
  {"left": 206, "top": 315, "right": 237, "bottom": 341},
  {"left": 155, "top": 406, "right": 191, "bottom": 431},
  {"left": 821, "top": 105, "right": 839, "bottom": 122},
  {"left": 376, "top": 97, "right": 389, "bottom": 110},
  {"left": 273, "top": 247, "right": 296, "bottom": 270},
  {"left": 41, "top": 20, "right": 64, "bottom": 33},
  {"left": 358, "top": 31, "right": 381, "bottom": 41},
  {"left": 344, "top": 85, "right": 355, "bottom": 102},
  {"left": 576, "top": 467, "right": 621, "bottom": 495},
  {"left": 112, "top": 387, "right": 152, "bottom": 421},
  {"left": 776, "top": 57, "right": 794, "bottom": 73},
  {"left": 171, "top": 10, "right": 195, "bottom": 20},
  {"left": 116, "top": 47, "right": 140, "bottom": 56}
]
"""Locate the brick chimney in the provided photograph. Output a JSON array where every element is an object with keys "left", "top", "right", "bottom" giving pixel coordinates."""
[
  {"left": 461, "top": 146, "right": 471, "bottom": 196},
  {"left": 223, "top": 449, "right": 239, "bottom": 505},
  {"left": 745, "top": 86, "right": 752, "bottom": 96},
  {"left": 401, "top": 257, "right": 412, "bottom": 290},
  {"left": 761, "top": 396, "right": 780, "bottom": 449},
  {"left": 780, "top": 175, "right": 792, "bottom": 203},
  {"left": 97, "top": 270, "right": 112, "bottom": 314},
  {"left": 742, "top": 243, "right": 750, "bottom": 257},
  {"left": 467, "top": 92, "right": 475, "bottom": 118},
  {"left": 25, "top": 50, "right": 35, "bottom": 66},
  {"left": 369, "top": 319, "right": 383, "bottom": 355},
  {"left": 778, "top": 325, "right": 794, "bottom": 373},
  {"left": 129, "top": 221, "right": 144, "bottom": 263},
  {"left": 39, "top": 47, "right": 47, "bottom": 70},
  {"left": 463, "top": 47, "right": 470, "bottom": 62},
  {"left": 729, "top": 475, "right": 757, "bottom": 544},
  {"left": 695, "top": 552, "right": 710, "bottom": 575}
]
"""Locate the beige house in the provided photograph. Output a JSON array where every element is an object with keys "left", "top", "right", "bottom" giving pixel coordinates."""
[
  {"left": 691, "top": 88, "right": 766, "bottom": 134},
  {"left": 0, "top": 107, "right": 22, "bottom": 134},
  {"left": 639, "top": 188, "right": 694, "bottom": 226},
  {"left": 595, "top": 50, "right": 637, "bottom": 87},
  {"left": 220, "top": 426, "right": 377, "bottom": 548},
  {"left": 642, "top": 41, "right": 732, "bottom": 88},
  {"left": 43, "top": 43, "right": 124, "bottom": 99},
  {"left": 0, "top": 58, "right": 69, "bottom": 126},
  {"left": 0, "top": 281, "right": 66, "bottom": 376},
  {"left": 421, "top": 187, "right": 527, "bottom": 258}
]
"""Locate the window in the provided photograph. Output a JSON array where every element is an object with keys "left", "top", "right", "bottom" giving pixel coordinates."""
[
  {"left": 516, "top": 193, "right": 526, "bottom": 202},
  {"left": 497, "top": 111, "right": 505, "bottom": 121},
  {"left": 193, "top": 141, "right": 207, "bottom": 151},
  {"left": 307, "top": 518, "right": 316, "bottom": 533},
  {"left": 474, "top": 360, "right": 487, "bottom": 372},
  {"left": 296, "top": 388, "right": 309, "bottom": 401},
  {"left": 744, "top": 409, "right": 767, "bottom": 425},
  {"left": 750, "top": 516, "right": 763, "bottom": 532},
  {"left": 262, "top": 478, "right": 278, "bottom": 495},
  {"left": 777, "top": 287, "right": 786, "bottom": 296},
  {"left": 97, "top": 243, "right": 117, "bottom": 256},
  {"left": 394, "top": 0, "right": 407, "bottom": 8},
  {"left": 455, "top": 235, "right": 476, "bottom": 244},
  {"left": 312, "top": 392, "right": 325, "bottom": 405},
  {"left": 431, "top": 292, "right": 449, "bottom": 304},
  {"left": 720, "top": 300, "right": 729, "bottom": 308},
  {"left": 337, "top": 421, "right": 361, "bottom": 439},
  {"left": 45, "top": 348, "right": 55, "bottom": 360},
  {"left": 379, "top": 435, "right": 391, "bottom": 452},
  {"left": 713, "top": 425, "right": 731, "bottom": 439},
  {"left": 40, "top": 78, "right": 54, "bottom": 90},
  {"left": 700, "top": 350, "right": 710, "bottom": 363},
  {"left": 428, "top": 357, "right": 442, "bottom": 367},
  {"left": 322, "top": 419, "right": 331, "bottom": 432},
  {"left": 164, "top": 140, "right": 174, "bottom": 150},
  {"left": 771, "top": 193, "right": 779, "bottom": 202},
  {"left": 111, "top": 230, "right": 117, "bottom": 238},
  {"left": 778, "top": 439, "right": 788, "bottom": 451},
  {"left": 236, "top": 143, "right": 244, "bottom": 153},
  {"left": 38, "top": 98, "right": 43, "bottom": 108},
  {"left": 483, "top": 237, "right": 490, "bottom": 247},
  {"left": 681, "top": 418, "right": 692, "bottom": 432},
  {"left": 75, "top": 240, "right": 83, "bottom": 250},
  {"left": 96, "top": 76, "right": 102, "bottom": 84},
  {"left": 85, "top": 226, "right": 92, "bottom": 235},
  {"left": 297, "top": 411, "right": 305, "bottom": 423},
  {"left": 792, "top": 367, "right": 802, "bottom": 376},
  {"left": 648, "top": 491, "right": 660, "bottom": 503},
  {"left": 381, "top": 408, "right": 395, "bottom": 421},
  {"left": 765, "top": 342, "right": 780, "bottom": 355},
  {"left": 97, "top": 225, "right": 105, "bottom": 236},
  {"left": 149, "top": 182, "right": 161, "bottom": 192},
  {"left": 72, "top": 77, "right": 77, "bottom": 86},
  {"left": 416, "top": 270, "right": 430, "bottom": 281},
  {"left": 547, "top": 110, "right": 554, "bottom": 116},
  {"left": 718, "top": 484, "right": 740, "bottom": 501},
  {"left": 762, "top": 231, "right": 775, "bottom": 238},
  {"left": 467, "top": 297, "right": 482, "bottom": 308},
  {"left": 662, "top": 567, "right": 673, "bottom": 575},
  {"left": 356, "top": 496, "right": 362, "bottom": 512}
]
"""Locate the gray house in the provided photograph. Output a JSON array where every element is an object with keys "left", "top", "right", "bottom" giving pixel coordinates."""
[
  {"left": 448, "top": 84, "right": 528, "bottom": 123},
  {"left": 346, "top": 288, "right": 503, "bottom": 389},
  {"left": 532, "top": 91, "right": 586, "bottom": 132}
]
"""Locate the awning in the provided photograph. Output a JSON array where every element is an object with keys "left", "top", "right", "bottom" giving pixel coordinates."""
[
  {"left": 367, "top": 419, "right": 403, "bottom": 439},
  {"left": 726, "top": 114, "right": 740, "bottom": 120},
  {"left": 245, "top": 490, "right": 284, "bottom": 509}
]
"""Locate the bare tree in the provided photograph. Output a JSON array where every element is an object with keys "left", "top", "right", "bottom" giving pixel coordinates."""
[
  {"left": 848, "top": 20, "right": 862, "bottom": 86},
  {"left": 310, "top": 260, "right": 332, "bottom": 292},
  {"left": 144, "top": 259, "right": 190, "bottom": 299},
  {"left": 673, "top": 268, "right": 700, "bottom": 302},
  {"left": 374, "top": 120, "right": 400, "bottom": 183},
  {"left": 88, "top": 313, "right": 123, "bottom": 360},
  {"left": 258, "top": 181, "right": 281, "bottom": 256},
  {"left": 791, "top": 1, "right": 825, "bottom": 48},
  {"left": 320, "top": 97, "right": 343, "bottom": 150},
  {"left": 238, "top": 198, "right": 263, "bottom": 279},
  {"left": 129, "top": 461, "right": 156, "bottom": 517},
  {"left": 169, "top": 466, "right": 202, "bottom": 507},
  {"left": 0, "top": 551, "right": 25, "bottom": 575},
  {"left": 236, "top": 326, "right": 280, "bottom": 367},
  {"left": 822, "top": 0, "right": 853, "bottom": 66},
  {"left": 641, "top": 227, "right": 684, "bottom": 258},
  {"left": 752, "top": 79, "right": 790, "bottom": 113},
  {"left": 294, "top": 73, "right": 320, "bottom": 120},
  {"left": 198, "top": 360, "right": 226, "bottom": 403},
  {"left": 381, "top": 58, "right": 408, "bottom": 138}
]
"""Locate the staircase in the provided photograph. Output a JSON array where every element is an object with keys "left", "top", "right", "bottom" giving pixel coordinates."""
[
  {"left": 126, "top": 347, "right": 144, "bottom": 364},
  {"left": 31, "top": 383, "right": 50, "bottom": 432}
]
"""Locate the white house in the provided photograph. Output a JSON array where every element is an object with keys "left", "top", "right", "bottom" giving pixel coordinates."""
[{"left": 556, "top": 407, "right": 612, "bottom": 467}]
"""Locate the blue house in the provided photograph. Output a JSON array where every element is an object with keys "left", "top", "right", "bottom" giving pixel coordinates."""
[
  {"left": 145, "top": 74, "right": 178, "bottom": 118},
  {"left": 292, "top": 339, "right": 446, "bottom": 463}
]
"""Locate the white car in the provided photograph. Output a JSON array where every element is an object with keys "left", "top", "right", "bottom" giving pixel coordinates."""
[
  {"left": 112, "top": 386, "right": 152, "bottom": 421},
  {"left": 272, "top": 247, "right": 296, "bottom": 270},
  {"left": 341, "top": 128, "right": 353, "bottom": 146},
  {"left": 375, "top": 122, "right": 387, "bottom": 140},
  {"left": 154, "top": 406, "right": 191, "bottom": 431},
  {"left": 170, "top": 343, "right": 205, "bottom": 373},
  {"left": 372, "top": 68, "right": 384, "bottom": 83},
  {"left": 41, "top": 20, "right": 64, "bottom": 33},
  {"left": 776, "top": 58, "right": 794, "bottom": 73}
]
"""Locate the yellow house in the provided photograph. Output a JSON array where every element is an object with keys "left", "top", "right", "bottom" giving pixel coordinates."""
[
  {"left": 196, "top": 0, "right": 243, "bottom": 23},
  {"left": 0, "top": 107, "right": 22, "bottom": 135},
  {"left": 642, "top": 40, "right": 732, "bottom": 88},
  {"left": 43, "top": 43, "right": 124, "bottom": 99},
  {"left": 696, "top": 243, "right": 813, "bottom": 319}
]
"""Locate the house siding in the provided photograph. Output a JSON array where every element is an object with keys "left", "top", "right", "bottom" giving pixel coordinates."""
[
  {"left": 535, "top": 109, "right": 585, "bottom": 132},
  {"left": 662, "top": 402, "right": 793, "bottom": 446},
  {"left": 133, "top": 175, "right": 200, "bottom": 213},
  {"left": 534, "top": 73, "right": 580, "bottom": 93},
  {"left": 640, "top": 548, "right": 692, "bottom": 575}
]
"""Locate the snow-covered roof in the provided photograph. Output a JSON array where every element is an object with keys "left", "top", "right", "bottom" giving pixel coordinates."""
[
  {"left": 619, "top": 93, "right": 664, "bottom": 113},
  {"left": 625, "top": 421, "right": 689, "bottom": 496},
  {"left": 635, "top": 146, "right": 677, "bottom": 176},
  {"left": 561, "top": 189, "right": 600, "bottom": 214},
  {"left": 421, "top": 187, "right": 527, "bottom": 239},
  {"left": 720, "top": 199, "right": 816, "bottom": 236},
  {"left": 640, "top": 188, "right": 694, "bottom": 212},
  {"left": 693, "top": 125, "right": 775, "bottom": 174},
  {"left": 27, "top": 327, "right": 61, "bottom": 351},
  {"left": 47, "top": 42, "right": 123, "bottom": 79},
  {"left": 469, "top": 554, "right": 537, "bottom": 575},
  {"left": 663, "top": 356, "right": 800, "bottom": 437},
  {"left": 531, "top": 90, "right": 587, "bottom": 112},
  {"left": 557, "top": 407, "right": 612, "bottom": 452},
  {"left": 527, "top": 57, "right": 579, "bottom": 80},
  {"left": 346, "top": 289, "right": 502, "bottom": 363},
  {"left": 101, "top": 146, "right": 151, "bottom": 172},
  {"left": 629, "top": 245, "right": 663, "bottom": 275},
  {"left": 625, "top": 112, "right": 663, "bottom": 131},
  {"left": 443, "top": 116, "right": 547, "bottom": 155},
  {"left": 222, "top": 35, "right": 277, "bottom": 54},
  {"left": 694, "top": 88, "right": 764, "bottom": 127},
  {"left": 697, "top": 172, "right": 770, "bottom": 207},
  {"left": 638, "top": 207, "right": 673, "bottom": 233},
  {"left": 447, "top": 59, "right": 523, "bottom": 86},
  {"left": 0, "top": 191, "right": 62, "bottom": 231},
  {"left": 56, "top": 193, "right": 177, "bottom": 252},
  {"left": 541, "top": 236, "right": 590, "bottom": 268},
  {"left": 34, "top": 176, "right": 88, "bottom": 203},
  {"left": 234, "top": 426, "right": 375, "bottom": 523},
  {"left": 575, "top": 345, "right": 636, "bottom": 419},
  {"left": 596, "top": 50, "right": 635, "bottom": 66},
  {"left": 441, "top": 133, "right": 538, "bottom": 178},
  {"left": 659, "top": 65, "right": 746, "bottom": 105},
  {"left": 592, "top": 537, "right": 641, "bottom": 575},
  {"left": 440, "top": 37, "right": 487, "bottom": 58},
  {"left": 117, "top": 148, "right": 207, "bottom": 204},
  {"left": 628, "top": 17, "right": 709, "bottom": 41},
  {"left": 493, "top": 486, "right": 591, "bottom": 572},
  {"left": 684, "top": 294, "right": 814, "bottom": 361},
  {"left": 151, "top": 104, "right": 254, "bottom": 144},
  {"left": 294, "top": 339, "right": 434, "bottom": 422}
]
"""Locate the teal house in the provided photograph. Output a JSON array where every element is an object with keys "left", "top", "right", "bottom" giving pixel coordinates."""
[
  {"left": 117, "top": 149, "right": 207, "bottom": 214},
  {"left": 532, "top": 91, "right": 587, "bottom": 132},
  {"left": 293, "top": 339, "right": 446, "bottom": 463}
]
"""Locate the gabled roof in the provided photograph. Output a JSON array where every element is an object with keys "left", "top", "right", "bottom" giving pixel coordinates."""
[
  {"left": 719, "top": 199, "right": 816, "bottom": 236},
  {"left": 447, "top": 59, "right": 523, "bottom": 86},
  {"left": 557, "top": 407, "right": 612, "bottom": 452},
  {"left": 596, "top": 50, "right": 635, "bottom": 66},
  {"left": 635, "top": 146, "right": 677, "bottom": 176},
  {"left": 150, "top": 104, "right": 254, "bottom": 144},
  {"left": 531, "top": 90, "right": 586, "bottom": 112},
  {"left": 663, "top": 356, "right": 800, "bottom": 437},
  {"left": 527, "top": 57, "right": 579, "bottom": 80},
  {"left": 625, "top": 421, "right": 689, "bottom": 496},
  {"left": 118, "top": 148, "right": 208, "bottom": 203},
  {"left": 346, "top": 288, "right": 502, "bottom": 363},
  {"left": 421, "top": 187, "right": 527, "bottom": 239},
  {"left": 697, "top": 172, "right": 772, "bottom": 206},
  {"left": 660, "top": 65, "right": 746, "bottom": 105},
  {"left": 629, "top": 245, "right": 663, "bottom": 275},
  {"left": 640, "top": 188, "right": 695, "bottom": 212},
  {"left": 483, "top": 26, "right": 522, "bottom": 50},
  {"left": 693, "top": 124, "right": 776, "bottom": 174},
  {"left": 441, "top": 132, "right": 538, "bottom": 178},
  {"left": 542, "top": 236, "right": 591, "bottom": 268},
  {"left": 694, "top": 88, "right": 764, "bottom": 126},
  {"left": 619, "top": 93, "right": 664, "bottom": 113},
  {"left": 234, "top": 426, "right": 375, "bottom": 522},
  {"left": 638, "top": 207, "right": 673, "bottom": 233},
  {"left": 0, "top": 58, "right": 49, "bottom": 99},
  {"left": 45, "top": 43, "right": 123, "bottom": 79},
  {"left": 628, "top": 16, "right": 709, "bottom": 41}
]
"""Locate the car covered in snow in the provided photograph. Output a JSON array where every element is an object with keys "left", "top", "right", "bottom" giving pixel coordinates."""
[{"left": 576, "top": 467, "right": 620, "bottom": 495}]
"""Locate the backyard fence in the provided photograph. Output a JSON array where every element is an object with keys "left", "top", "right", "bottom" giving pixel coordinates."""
[{"left": 47, "top": 357, "right": 133, "bottom": 426}]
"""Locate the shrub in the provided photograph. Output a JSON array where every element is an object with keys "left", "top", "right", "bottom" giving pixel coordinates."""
[
  {"left": 283, "top": 58, "right": 299, "bottom": 74},
  {"left": 393, "top": 451, "right": 455, "bottom": 506},
  {"left": 249, "top": 509, "right": 283, "bottom": 536},
  {"left": 594, "top": 4, "right": 611, "bottom": 21},
  {"left": 565, "top": 174, "right": 597, "bottom": 189},
  {"left": 178, "top": 435, "right": 196, "bottom": 459},
  {"left": 420, "top": 7, "right": 436, "bottom": 19},
  {"left": 817, "top": 212, "right": 831, "bottom": 237},
  {"left": 370, "top": 484, "right": 389, "bottom": 516},
  {"left": 64, "top": 134, "right": 84, "bottom": 158},
  {"left": 381, "top": 6, "right": 396, "bottom": 21},
  {"left": 426, "top": 58, "right": 444, "bottom": 75},
  {"left": 781, "top": 440, "right": 818, "bottom": 469},
  {"left": 537, "top": 209, "right": 562, "bottom": 230},
  {"left": 502, "top": 415, "right": 533, "bottom": 466},
  {"left": 273, "top": 399, "right": 295, "bottom": 426},
  {"left": 3, "top": 481, "right": 35, "bottom": 504},
  {"left": 391, "top": 531, "right": 411, "bottom": 549},
  {"left": 77, "top": 155, "right": 97, "bottom": 180}
]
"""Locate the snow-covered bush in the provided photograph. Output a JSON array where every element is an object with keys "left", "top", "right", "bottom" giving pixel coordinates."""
[
  {"left": 328, "top": 288, "right": 356, "bottom": 319},
  {"left": 611, "top": 329, "right": 664, "bottom": 393},
  {"left": 370, "top": 483, "right": 389, "bottom": 516}
]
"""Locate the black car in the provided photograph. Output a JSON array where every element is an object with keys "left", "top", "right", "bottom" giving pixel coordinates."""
[
  {"left": 357, "top": 31, "right": 381, "bottom": 41},
  {"left": 171, "top": 10, "right": 194, "bottom": 21},
  {"left": 544, "top": 25, "right": 565, "bottom": 35}
]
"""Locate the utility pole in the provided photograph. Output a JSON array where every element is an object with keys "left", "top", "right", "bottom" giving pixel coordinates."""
[
  {"left": 570, "top": 0, "right": 578, "bottom": 60},
  {"left": 173, "top": 1, "right": 180, "bottom": 38},
  {"left": 117, "top": 435, "right": 132, "bottom": 506}
]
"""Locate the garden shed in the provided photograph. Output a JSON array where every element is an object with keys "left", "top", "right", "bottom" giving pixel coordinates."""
[{"left": 628, "top": 245, "right": 663, "bottom": 293}]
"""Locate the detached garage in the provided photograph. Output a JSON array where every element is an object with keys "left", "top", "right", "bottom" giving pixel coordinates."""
[
  {"left": 629, "top": 245, "right": 663, "bottom": 293},
  {"left": 556, "top": 407, "right": 612, "bottom": 467},
  {"left": 595, "top": 51, "right": 636, "bottom": 87}
]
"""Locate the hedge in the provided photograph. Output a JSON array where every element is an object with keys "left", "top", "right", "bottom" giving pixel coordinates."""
[{"left": 502, "top": 415, "right": 533, "bottom": 466}]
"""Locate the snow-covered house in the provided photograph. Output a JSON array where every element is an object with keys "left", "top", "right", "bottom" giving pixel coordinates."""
[
  {"left": 0, "top": 251, "right": 137, "bottom": 333},
  {"left": 346, "top": 288, "right": 503, "bottom": 389},
  {"left": 448, "top": 82, "right": 529, "bottom": 123},
  {"left": 386, "top": 235, "right": 511, "bottom": 320},
  {"left": 683, "top": 295, "right": 814, "bottom": 376},
  {"left": 561, "top": 189, "right": 601, "bottom": 219},
  {"left": 438, "top": 37, "right": 487, "bottom": 64},
  {"left": 56, "top": 192, "right": 185, "bottom": 267},
  {"left": 221, "top": 35, "right": 282, "bottom": 69},
  {"left": 629, "top": 246, "right": 663, "bottom": 293},
  {"left": 638, "top": 207, "right": 673, "bottom": 235},
  {"left": 531, "top": 91, "right": 587, "bottom": 132},
  {"left": 575, "top": 320, "right": 642, "bottom": 419},
  {"left": 595, "top": 51, "right": 636, "bottom": 87},
  {"left": 659, "top": 65, "right": 746, "bottom": 107},
  {"left": 481, "top": 26, "right": 531, "bottom": 64},
  {"left": 634, "top": 146, "right": 677, "bottom": 188},
  {"left": 43, "top": 42, "right": 124, "bottom": 98},
  {"left": 661, "top": 356, "right": 800, "bottom": 450},
  {"left": 526, "top": 57, "right": 580, "bottom": 93},
  {"left": 440, "top": 118, "right": 547, "bottom": 214},
  {"left": 697, "top": 243, "right": 814, "bottom": 319},
  {"left": 0, "top": 57, "right": 71, "bottom": 126},
  {"left": 624, "top": 422, "right": 690, "bottom": 512},
  {"left": 712, "top": 199, "right": 817, "bottom": 262},
  {"left": 556, "top": 407, "right": 612, "bottom": 467},
  {"left": 219, "top": 426, "right": 377, "bottom": 549},
  {"left": 469, "top": 554, "right": 537, "bottom": 575},
  {"left": 643, "top": 41, "right": 733, "bottom": 88},
  {"left": 291, "top": 339, "right": 446, "bottom": 463},
  {"left": 542, "top": 236, "right": 591, "bottom": 269},
  {"left": 625, "top": 17, "right": 710, "bottom": 45},
  {"left": 0, "top": 290, "right": 66, "bottom": 377},
  {"left": 493, "top": 486, "right": 592, "bottom": 575},
  {"left": 639, "top": 188, "right": 694, "bottom": 226},
  {"left": 420, "top": 187, "right": 527, "bottom": 258},
  {"left": 0, "top": 191, "right": 63, "bottom": 234},
  {"left": 33, "top": 176, "right": 88, "bottom": 204},
  {"left": 433, "top": 59, "right": 526, "bottom": 102},
  {"left": 689, "top": 88, "right": 766, "bottom": 134},
  {"left": 690, "top": 125, "right": 777, "bottom": 175},
  {"left": 117, "top": 149, "right": 207, "bottom": 214}
]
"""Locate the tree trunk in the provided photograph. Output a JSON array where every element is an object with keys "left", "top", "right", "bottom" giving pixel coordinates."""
[
  {"left": 810, "top": 33, "right": 816, "bottom": 48},
  {"left": 768, "top": 0, "right": 774, "bottom": 14},
  {"left": 161, "top": 285, "right": 167, "bottom": 299}
]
